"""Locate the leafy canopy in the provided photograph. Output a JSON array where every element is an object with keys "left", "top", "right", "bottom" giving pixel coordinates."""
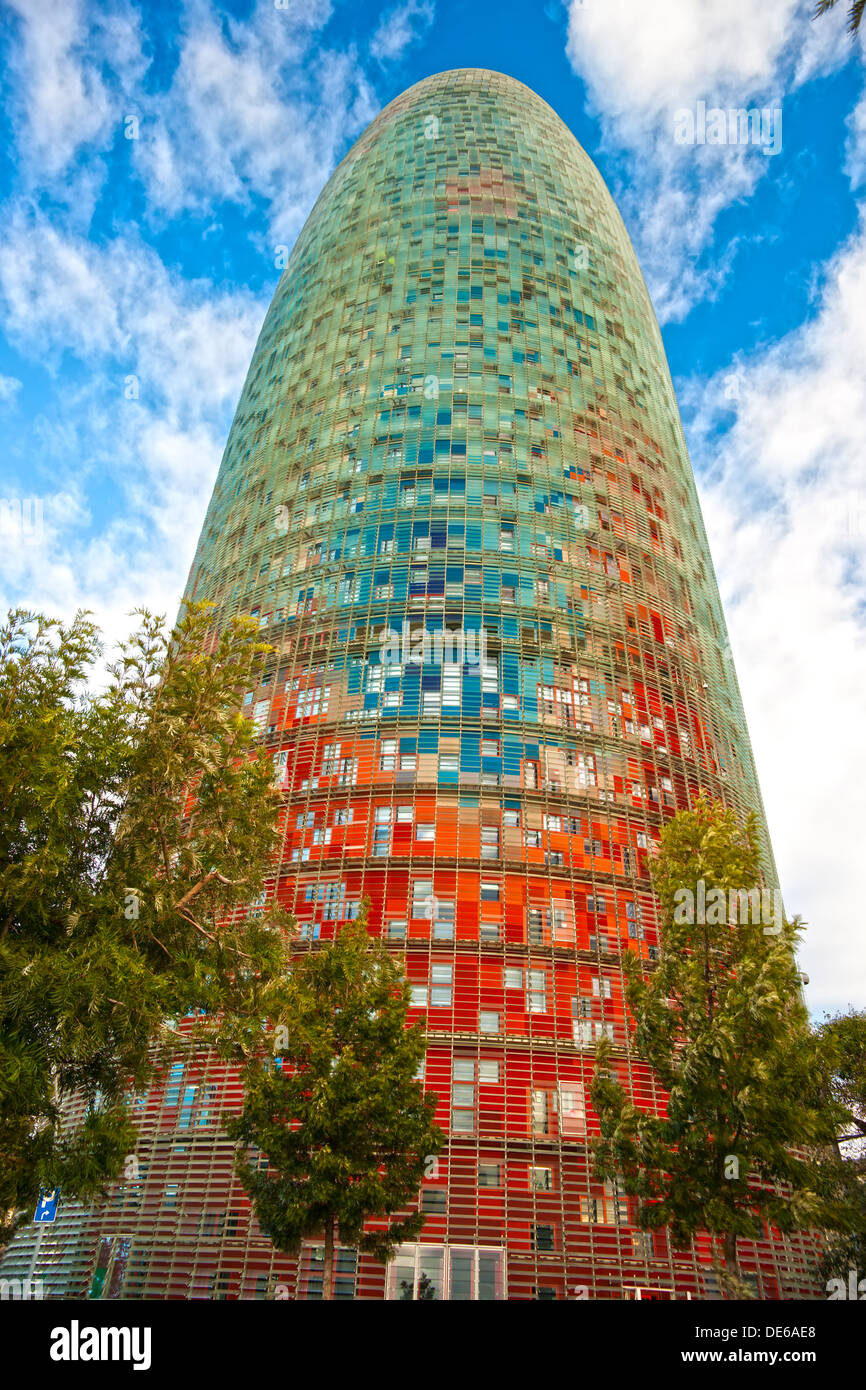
[
  {"left": 228, "top": 913, "right": 444, "bottom": 1266},
  {"left": 811, "top": 1009, "right": 866, "bottom": 1283},
  {"left": 591, "top": 795, "right": 846, "bottom": 1284},
  {"left": 0, "top": 603, "right": 291, "bottom": 1244}
]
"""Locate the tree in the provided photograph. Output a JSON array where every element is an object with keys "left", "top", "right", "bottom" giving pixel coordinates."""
[
  {"left": 814, "top": 1, "right": 865, "bottom": 38},
  {"left": 227, "top": 912, "right": 444, "bottom": 1299},
  {"left": 817, "top": 1010, "right": 866, "bottom": 1144},
  {"left": 812, "top": 1011, "right": 866, "bottom": 1286},
  {"left": 591, "top": 795, "right": 846, "bottom": 1297},
  {"left": 0, "top": 603, "right": 291, "bottom": 1246}
]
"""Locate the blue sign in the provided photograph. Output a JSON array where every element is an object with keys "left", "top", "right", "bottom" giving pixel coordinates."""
[{"left": 33, "top": 1189, "right": 59, "bottom": 1223}]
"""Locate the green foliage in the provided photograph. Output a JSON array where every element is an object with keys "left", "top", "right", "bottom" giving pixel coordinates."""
[
  {"left": 812, "top": 1010, "right": 866, "bottom": 1283},
  {"left": 591, "top": 795, "right": 847, "bottom": 1294},
  {"left": 817, "top": 1010, "right": 866, "bottom": 1140},
  {"left": 0, "top": 603, "right": 292, "bottom": 1245},
  {"left": 816, "top": 1176, "right": 866, "bottom": 1286},
  {"left": 227, "top": 911, "right": 444, "bottom": 1285}
]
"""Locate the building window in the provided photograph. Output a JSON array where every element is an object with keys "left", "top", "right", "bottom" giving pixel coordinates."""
[
  {"left": 422, "top": 1188, "right": 447, "bottom": 1215},
  {"left": 527, "top": 907, "right": 544, "bottom": 944},
  {"left": 165, "top": 1061, "right": 184, "bottom": 1107},
  {"left": 579, "top": 1180, "right": 627, "bottom": 1225},
  {"left": 573, "top": 1016, "right": 614, "bottom": 1047},
  {"left": 559, "top": 1086, "right": 586, "bottom": 1138},
  {"left": 298, "top": 1245, "right": 357, "bottom": 1300},
  {"left": 530, "top": 1166, "right": 554, "bottom": 1192},
  {"left": 481, "top": 826, "right": 500, "bottom": 858},
  {"left": 208, "top": 1271, "right": 233, "bottom": 1300},
  {"left": 432, "top": 899, "right": 455, "bottom": 940},
  {"left": 551, "top": 903, "right": 573, "bottom": 940},
  {"left": 452, "top": 1058, "right": 475, "bottom": 1132},
  {"left": 526, "top": 969, "right": 547, "bottom": 1013},
  {"left": 531, "top": 1089, "right": 550, "bottom": 1136},
  {"left": 387, "top": 1245, "right": 503, "bottom": 1300},
  {"left": 478, "top": 1163, "right": 502, "bottom": 1188},
  {"left": 431, "top": 964, "right": 453, "bottom": 1007},
  {"left": 532, "top": 1224, "right": 556, "bottom": 1252},
  {"left": 411, "top": 880, "right": 435, "bottom": 920},
  {"left": 479, "top": 1011, "right": 500, "bottom": 1033},
  {"left": 529, "top": 1085, "right": 585, "bottom": 1138}
]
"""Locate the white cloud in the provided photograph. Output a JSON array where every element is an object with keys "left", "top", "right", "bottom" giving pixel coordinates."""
[
  {"left": 130, "top": 1, "right": 377, "bottom": 244},
  {"left": 681, "top": 218, "right": 866, "bottom": 1014},
  {"left": 564, "top": 0, "right": 856, "bottom": 319},
  {"left": 844, "top": 76, "right": 866, "bottom": 188},
  {"left": 5, "top": 0, "right": 113, "bottom": 177},
  {"left": 0, "top": 375, "right": 22, "bottom": 403},
  {"left": 0, "top": 207, "right": 262, "bottom": 409},
  {"left": 0, "top": 0, "right": 384, "bottom": 654},
  {"left": 4, "top": 0, "right": 147, "bottom": 186},
  {"left": 0, "top": 216, "right": 124, "bottom": 360},
  {"left": 2, "top": 0, "right": 378, "bottom": 247},
  {"left": 559, "top": 2, "right": 866, "bottom": 1006},
  {"left": 0, "top": 208, "right": 267, "bottom": 651},
  {"left": 369, "top": 0, "right": 435, "bottom": 64},
  {"left": 567, "top": 0, "right": 793, "bottom": 116}
]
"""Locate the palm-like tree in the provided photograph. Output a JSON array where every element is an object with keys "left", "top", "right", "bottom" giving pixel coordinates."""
[{"left": 814, "top": 0, "right": 865, "bottom": 37}]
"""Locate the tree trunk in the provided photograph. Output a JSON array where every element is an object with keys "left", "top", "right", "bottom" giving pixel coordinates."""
[
  {"left": 322, "top": 1218, "right": 335, "bottom": 1302},
  {"left": 723, "top": 1230, "right": 739, "bottom": 1295}
]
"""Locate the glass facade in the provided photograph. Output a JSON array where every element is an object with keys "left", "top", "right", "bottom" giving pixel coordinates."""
[{"left": 5, "top": 68, "right": 818, "bottom": 1300}]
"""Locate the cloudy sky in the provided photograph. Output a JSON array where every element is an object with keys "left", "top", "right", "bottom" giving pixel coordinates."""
[{"left": 0, "top": 0, "right": 863, "bottom": 1017}]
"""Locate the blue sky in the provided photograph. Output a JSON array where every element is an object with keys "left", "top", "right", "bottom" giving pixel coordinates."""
[{"left": 0, "top": 0, "right": 864, "bottom": 1016}]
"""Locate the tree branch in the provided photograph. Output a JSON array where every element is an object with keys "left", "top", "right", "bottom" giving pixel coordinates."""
[{"left": 173, "top": 868, "right": 244, "bottom": 914}]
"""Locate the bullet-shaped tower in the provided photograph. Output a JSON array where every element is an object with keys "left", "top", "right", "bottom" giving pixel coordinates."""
[{"left": 7, "top": 70, "right": 817, "bottom": 1301}]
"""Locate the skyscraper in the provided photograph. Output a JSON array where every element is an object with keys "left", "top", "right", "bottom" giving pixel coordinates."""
[{"left": 7, "top": 68, "right": 817, "bottom": 1300}]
